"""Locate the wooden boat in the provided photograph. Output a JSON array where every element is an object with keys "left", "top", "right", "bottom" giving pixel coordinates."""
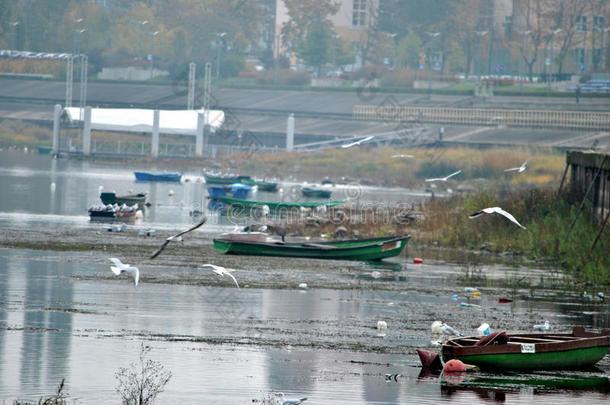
[
  {"left": 100, "top": 192, "right": 147, "bottom": 208},
  {"left": 213, "top": 234, "right": 410, "bottom": 261},
  {"left": 134, "top": 172, "right": 182, "bottom": 182},
  {"left": 203, "top": 173, "right": 252, "bottom": 185},
  {"left": 207, "top": 184, "right": 252, "bottom": 199},
  {"left": 217, "top": 196, "right": 345, "bottom": 215},
  {"left": 88, "top": 204, "right": 139, "bottom": 221},
  {"left": 441, "top": 327, "right": 610, "bottom": 370},
  {"left": 204, "top": 173, "right": 278, "bottom": 192},
  {"left": 243, "top": 179, "right": 279, "bottom": 192},
  {"left": 301, "top": 186, "right": 332, "bottom": 198}
]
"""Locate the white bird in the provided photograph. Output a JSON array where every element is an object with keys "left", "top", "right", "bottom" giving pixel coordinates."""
[
  {"left": 340, "top": 135, "right": 375, "bottom": 149},
  {"left": 425, "top": 170, "right": 462, "bottom": 182},
  {"left": 200, "top": 264, "right": 240, "bottom": 288},
  {"left": 108, "top": 258, "right": 139, "bottom": 286},
  {"left": 469, "top": 206, "right": 526, "bottom": 230},
  {"left": 505, "top": 159, "right": 529, "bottom": 173},
  {"left": 377, "top": 320, "right": 388, "bottom": 331},
  {"left": 431, "top": 321, "right": 443, "bottom": 334},
  {"left": 276, "top": 393, "right": 307, "bottom": 405},
  {"left": 392, "top": 154, "right": 414, "bottom": 158},
  {"left": 533, "top": 320, "right": 550, "bottom": 331},
  {"left": 440, "top": 323, "right": 460, "bottom": 336}
]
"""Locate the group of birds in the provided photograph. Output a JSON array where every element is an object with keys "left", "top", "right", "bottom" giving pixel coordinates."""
[
  {"left": 422, "top": 160, "right": 530, "bottom": 230},
  {"left": 107, "top": 216, "right": 240, "bottom": 289}
]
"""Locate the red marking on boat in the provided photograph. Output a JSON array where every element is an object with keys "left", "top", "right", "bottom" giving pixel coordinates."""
[
  {"left": 413, "top": 257, "right": 423, "bottom": 264},
  {"left": 498, "top": 297, "right": 513, "bottom": 303}
]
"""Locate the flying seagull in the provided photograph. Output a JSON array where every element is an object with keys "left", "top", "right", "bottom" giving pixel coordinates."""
[
  {"left": 200, "top": 264, "right": 240, "bottom": 288},
  {"left": 150, "top": 217, "right": 207, "bottom": 259},
  {"left": 425, "top": 170, "right": 462, "bottom": 182},
  {"left": 109, "top": 258, "right": 139, "bottom": 286},
  {"left": 505, "top": 159, "right": 529, "bottom": 173},
  {"left": 392, "top": 154, "right": 414, "bottom": 158},
  {"left": 469, "top": 206, "right": 527, "bottom": 229},
  {"left": 341, "top": 135, "right": 375, "bottom": 149}
]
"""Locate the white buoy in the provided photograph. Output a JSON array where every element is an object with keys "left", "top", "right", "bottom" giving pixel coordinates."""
[
  {"left": 168, "top": 189, "right": 175, "bottom": 197},
  {"left": 377, "top": 320, "right": 388, "bottom": 330},
  {"left": 50, "top": 182, "right": 56, "bottom": 192},
  {"left": 298, "top": 283, "right": 308, "bottom": 290}
]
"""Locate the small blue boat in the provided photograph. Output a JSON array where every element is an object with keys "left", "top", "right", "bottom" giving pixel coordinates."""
[
  {"left": 208, "top": 183, "right": 252, "bottom": 199},
  {"left": 134, "top": 172, "right": 182, "bottom": 182}
]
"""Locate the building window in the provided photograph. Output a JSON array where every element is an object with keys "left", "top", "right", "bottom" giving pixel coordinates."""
[
  {"left": 594, "top": 16, "right": 605, "bottom": 30},
  {"left": 576, "top": 15, "right": 587, "bottom": 32},
  {"left": 574, "top": 48, "right": 585, "bottom": 66},
  {"left": 352, "top": 0, "right": 368, "bottom": 28}
]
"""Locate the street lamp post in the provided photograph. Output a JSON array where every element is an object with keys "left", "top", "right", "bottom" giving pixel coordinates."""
[
  {"left": 10, "top": 21, "right": 19, "bottom": 50},
  {"left": 136, "top": 20, "right": 148, "bottom": 58},
  {"left": 518, "top": 30, "right": 531, "bottom": 93},
  {"left": 425, "top": 32, "right": 440, "bottom": 97},
  {"left": 274, "top": 33, "right": 283, "bottom": 85},
  {"left": 149, "top": 30, "right": 159, "bottom": 79},
  {"left": 474, "top": 30, "right": 488, "bottom": 83},
  {"left": 548, "top": 28, "right": 561, "bottom": 92},
  {"left": 215, "top": 32, "right": 226, "bottom": 85}
]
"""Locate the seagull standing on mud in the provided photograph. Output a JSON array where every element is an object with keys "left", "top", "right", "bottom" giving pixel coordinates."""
[
  {"left": 200, "top": 264, "right": 240, "bottom": 288},
  {"left": 505, "top": 159, "right": 529, "bottom": 173},
  {"left": 340, "top": 135, "right": 375, "bottom": 149},
  {"left": 469, "top": 207, "right": 527, "bottom": 230},
  {"left": 108, "top": 258, "right": 139, "bottom": 286},
  {"left": 425, "top": 170, "right": 462, "bottom": 182}
]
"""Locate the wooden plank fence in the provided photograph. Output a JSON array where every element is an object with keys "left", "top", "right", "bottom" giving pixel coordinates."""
[{"left": 353, "top": 105, "right": 610, "bottom": 131}]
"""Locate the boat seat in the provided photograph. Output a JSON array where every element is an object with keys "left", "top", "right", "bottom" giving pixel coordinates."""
[{"left": 474, "top": 331, "right": 508, "bottom": 346}]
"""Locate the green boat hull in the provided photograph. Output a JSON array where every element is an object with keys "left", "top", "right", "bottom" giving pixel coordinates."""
[
  {"left": 241, "top": 179, "right": 278, "bottom": 192},
  {"left": 218, "top": 196, "right": 345, "bottom": 215},
  {"left": 213, "top": 235, "right": 410, "bottom": 261},
  {"left": 204, "top": 174, "right": 252, "bottom": 185},
  {"left": 302, "top": 188, "right": 332, "bottom": 198},
  {"left": 443, "top": 346, "right": 610, "bottom": 371}
]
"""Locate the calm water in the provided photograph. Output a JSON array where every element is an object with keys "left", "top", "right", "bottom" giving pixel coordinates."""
[
  {"left": 0, "top": 150, "right": 428, "bottom": 231},
  {"left": 1, "top": 150, "right": 610, "bottom": 404}
]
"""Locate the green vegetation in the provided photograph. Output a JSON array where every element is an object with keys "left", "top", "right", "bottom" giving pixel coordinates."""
[
  {"left": 418, "top": 187, "right": 610, "bottom": 285},
  {"left": 229, "top": 146, "right": 564, "bottom": 188}
]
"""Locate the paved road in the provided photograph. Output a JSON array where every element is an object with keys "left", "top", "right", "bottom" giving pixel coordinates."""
[{"left": 1, "top": 77, "right": 609, "bottom": 149}]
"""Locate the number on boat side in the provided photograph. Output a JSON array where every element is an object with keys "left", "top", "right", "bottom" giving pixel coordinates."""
[{"left": 520, "top": 343, "right": 535, "bottom": 353}]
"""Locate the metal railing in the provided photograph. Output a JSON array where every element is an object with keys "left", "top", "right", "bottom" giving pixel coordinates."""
[{"left": 354, "top": 105, "right": 610, "bottom": 131}]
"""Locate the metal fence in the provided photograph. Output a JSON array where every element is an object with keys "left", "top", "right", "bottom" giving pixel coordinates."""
[{"left": 353, "top": 105, "right": 610, "bottom": 131}]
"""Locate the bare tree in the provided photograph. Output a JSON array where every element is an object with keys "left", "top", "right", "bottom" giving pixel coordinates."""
[
  {"left": 115, "top": 343, "right": 172, "bottom": 405},
  {"left": 546, "top": 0, "right": 590, "bottom": 74}
]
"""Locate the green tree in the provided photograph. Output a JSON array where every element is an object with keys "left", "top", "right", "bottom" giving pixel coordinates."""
[
  {"left": 396, "top": 32, "right": 423, "bottom": 69},
  {"left": 298, "top": 20, "right": 332, "bottom": 75},
  {"left": 281, "top": 0, "right": 339, "bottom": 53}
]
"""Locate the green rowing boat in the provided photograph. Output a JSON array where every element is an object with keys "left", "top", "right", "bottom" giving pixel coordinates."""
[
  {"left": 203, "top": 173, "right": 252, "bottom": 185},
  {"left": 301, "top": 187, "right": 332, "bottom": 198},
  {"left": 441, "top": 327, "right": 610, "bottom": 370},
  {"left": 213, "top": 234, "right": 410, "bottom": 261},
  {"left": 217, "top": 196, "right": 345, "bottom": 215}
]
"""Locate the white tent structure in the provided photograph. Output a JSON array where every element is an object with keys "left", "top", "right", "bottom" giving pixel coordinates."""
[
  {"left": 56, "top": 106, "right": 225, "bottom": 157},
  {"left": 63, "top": 107, "right": 224, "bottom": 134}
]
